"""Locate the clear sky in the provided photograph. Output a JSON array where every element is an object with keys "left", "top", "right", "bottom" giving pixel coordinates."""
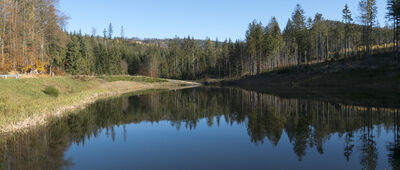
[{"left": 59, "top": 0, "right": 388, "bottom": 41}]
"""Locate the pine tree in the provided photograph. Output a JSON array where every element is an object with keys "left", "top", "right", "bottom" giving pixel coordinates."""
[
  {"left": 103, "top": 28, "right": 107, "bottom": 39},
  {"left": 387, "top": 0, "right": 400, "bottom": 54},
  {"left": 109, "top": 42, "right": 122, "bottom": 74},
  {"left": 292, "top": 4, "right": 307, "bottom": 69},
  {"left": 94, "top": 43, "right": 108, "bottom": 74},
  {"left": 108, "top": 23, "right": 113, "bottom": 39},
  {"left": 204, "top": 38, "right": 215, "bottom": 78},
  {"left": 120, "top": 25, "right": 125, "bottom": 39},
  {"left": 65, "top": 35, "right": 82, "bottom": 75},
  {"left": 266, "top": 17, "right": 284, "bottom": 70},
  {"left": 222, "top": 40, "right": 229, "bottom": 76},
  {"left": 254, "top": 22, "right": 264, "bottom": 74},
  {"left": 78, "top": 35, "right": 91, "bottom": 74},
  {"left": 343, "top": 4, "right": 353, "bottom": 57},
  {"left": 359, "top": 0, "right": 377, "bottom": 56},
  {"left": 246, "top": 20, "right": 261, "bottom": 75}
]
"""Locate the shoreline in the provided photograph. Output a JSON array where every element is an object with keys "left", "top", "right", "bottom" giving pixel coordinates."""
[
  {"left": 0, "top": 77, "right": 200, "bottom": 134},
  {"left": 202, "top": 53, "right": 400, "bottom": 108}
]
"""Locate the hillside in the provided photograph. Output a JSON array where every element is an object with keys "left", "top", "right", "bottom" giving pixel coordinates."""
[{"left": 219, "top": 52, "right": 400, "bottom": 107}]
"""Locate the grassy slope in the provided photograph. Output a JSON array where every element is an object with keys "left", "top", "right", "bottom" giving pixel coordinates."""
[
  {"left": 222, "top": 52, "right": 400, "bottom": 107},
  {"left": 0, "top": 76, "right": 197, "bottom": 133}
]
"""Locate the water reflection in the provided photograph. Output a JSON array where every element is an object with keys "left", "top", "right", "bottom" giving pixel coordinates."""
[
  {"left": 0, "top": 87, "right": 399, "bottom": 170},
  {"left": 388, "top": 111, "right": 400, "bottom": 169}
]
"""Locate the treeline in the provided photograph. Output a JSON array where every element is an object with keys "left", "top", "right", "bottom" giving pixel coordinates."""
[
  {"left": 130, "top": 2, "right": 392, "bottom": 79},
  {"left": 0, "top": 0, "right": 396, "bottom": 80},
  {"left": 229, "top": 3, "right": 391, "bottom": 76}
]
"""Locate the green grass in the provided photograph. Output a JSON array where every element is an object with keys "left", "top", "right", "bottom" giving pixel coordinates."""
[
  {"left": 0, "top": 97, "right": 9, "bottom": 113},
  {"left": 0, "top": 75, "right": 185, "bottom": 132},
  {"left": 43, "top": 86, "right": 60, "bottom": 97},
  {"left": 0, "top": 77, "right": 98, "bottom": 127},
  {"left": 97, "top": 75, "right": 168, "bottom": 83}
]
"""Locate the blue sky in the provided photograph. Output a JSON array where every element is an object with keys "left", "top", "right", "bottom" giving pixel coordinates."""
[{"left": 59, "top": 0, "right": 388, "bottom": 41}]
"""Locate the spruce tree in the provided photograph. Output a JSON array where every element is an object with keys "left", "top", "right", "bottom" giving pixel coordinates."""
[
  {"left": 108, "top": 23, "right": 114, "bottom": 39},
  {"left": 266, "top": 17, "right": 284, "bottom": 70},
  {"left": 359, "top": 0, "right": 377, "bottom": 56},
  {"left": 387, "top": 0, "right": 400, "bottom": 54},
  {"left": 343, "top": 4, "right": 353, "bottom": 57},
  {"left": 65, "top": 35, "right": 82, "bottom": 75},
  {"left": 292, "top": 4, "right": 307, "bottom": 69}
]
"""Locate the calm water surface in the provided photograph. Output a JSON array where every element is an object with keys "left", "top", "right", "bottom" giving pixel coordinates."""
[{"left": 1, "top": 87, "right": 400, "bottom": 170}]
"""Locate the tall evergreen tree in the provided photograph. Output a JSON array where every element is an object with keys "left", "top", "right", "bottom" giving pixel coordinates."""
[
  {"left": 292, "top": 4, "right": 307, "bottom": 69},
  {"left": 103, "top": 28, "right": 107, "bottom": 39},
  {"left": 78, "top": 35, "right": 91, "bottom": 74},
  {"left": 265, "top": 17, "right": 284, "bottom": 70},
  {"left": 359, "top": 0, "right": 378, "bottom": 56},
  {"left": 246, "top": 21, "right": 258, "bottom": 75},
  {"left": 387, "top": 0, "right": 400, "bottom": 54},
  {"left": 109, "top": 42, "right": 122, "bottom": 74},
  {"left": 65, "top": 35, "right": 82, "bottom": 75},
  {"left": 120, "top": 25, "right": 125, "bottom": 39},
  {"left": 108, "top": 23, "right": 114, "bottom": 39},
  {"left": 94, "top": 42, "right": 108, "bottom": 74},
  {"left": 343, "top": 4, "right": 354, "bottom": 57},
  {"left": 254, "top": 22, "right": 264, "bottom": 74}
]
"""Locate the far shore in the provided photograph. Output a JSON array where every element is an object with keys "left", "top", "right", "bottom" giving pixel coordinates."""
[{"left": 202, "top": 52, "right": 400, "bottom": 108}]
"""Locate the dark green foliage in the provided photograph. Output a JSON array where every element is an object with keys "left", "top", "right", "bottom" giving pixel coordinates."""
[
  {"left": 94, "top": 42, "right": 108, "bottom": 74},
  {"left": 387, "top": 0, "right": 400, "bottom": 54},
  {"left": 128, "top": 57, "right": 140, "bottom": 75},
  {"left": 108, "top": 43, "right": 122, "bottom": 75},
  {"left": 43, "top": 86, "right": 59, "bottom": 97},
  {"left": 65, "top": 35, "right": 83, "bottom": 75},
  {"left": 359, "top": 0, "right": 378, "bottom": 55},
  {"left": 64, "top": 33, "right": 124, "bottom": 76}
]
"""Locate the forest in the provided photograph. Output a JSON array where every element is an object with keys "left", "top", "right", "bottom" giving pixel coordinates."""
[{"left": 0, "top": 0, "right": 398, "bottom": 80}]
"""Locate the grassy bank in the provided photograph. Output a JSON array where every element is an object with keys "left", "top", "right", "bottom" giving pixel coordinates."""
[
  {"left": 218, "top": 52, "right": 400, "bottom": 107},
  {"left": 0, "top": 76, "right": 198, "bottom": 133}
]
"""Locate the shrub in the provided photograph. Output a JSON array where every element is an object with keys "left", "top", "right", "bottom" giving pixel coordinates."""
[
  {"left": 0, "top": 97, "right": 9, "bottom": 113},
  {"left": 73, "top": 75, "right": 94, "bottom": 81},
  {"left": 44, "top": 86, "right": 59, "bottom": 97}
]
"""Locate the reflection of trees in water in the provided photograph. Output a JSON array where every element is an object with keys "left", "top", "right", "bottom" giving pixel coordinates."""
[
  {"left": 0, "top": 87, "right": 399, "bottom": 169},
  {"left": 358, "top": 108, "right": 378, "bottom": 170},
  {"left": 388, "top": 109, "right": 400, "bottom": 170},
  {"left": 344, "top": 132, "right": 355, "bottom": 161},
  {"left": 0, "top": 126, "right": 75, "bottom": 170}
]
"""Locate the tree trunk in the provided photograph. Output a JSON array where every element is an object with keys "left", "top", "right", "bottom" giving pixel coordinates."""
[
  {"left": 366, "top": 25, "right": 371, "bottom": 56},
  {"left": 296, "top": 47, "right": 300, "bottom": 71},
  {"left": 1, "top": 1, "right": 5, "bottom": 69},
  {"left": 326, "top": 33, "right": 329, "bottom": 60},
  {"left": 316, "top": 36, "right": 318, "bottom": 62}
]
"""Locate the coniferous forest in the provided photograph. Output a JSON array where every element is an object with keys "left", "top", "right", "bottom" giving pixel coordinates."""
[{"left": 0, "top": 0, "right": 397, "bottom": 80}]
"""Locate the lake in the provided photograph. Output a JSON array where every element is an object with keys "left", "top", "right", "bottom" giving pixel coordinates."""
[{"left": 1, "top": 87, "right": 399, "bottom": 170}]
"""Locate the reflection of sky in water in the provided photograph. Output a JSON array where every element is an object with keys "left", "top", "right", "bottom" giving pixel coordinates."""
[
  {"left": 64, "top": 116, "right": 393, "bottom": 170},
  {"left": 2, "top": 87, "right": 398, "bottom": 170}
]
